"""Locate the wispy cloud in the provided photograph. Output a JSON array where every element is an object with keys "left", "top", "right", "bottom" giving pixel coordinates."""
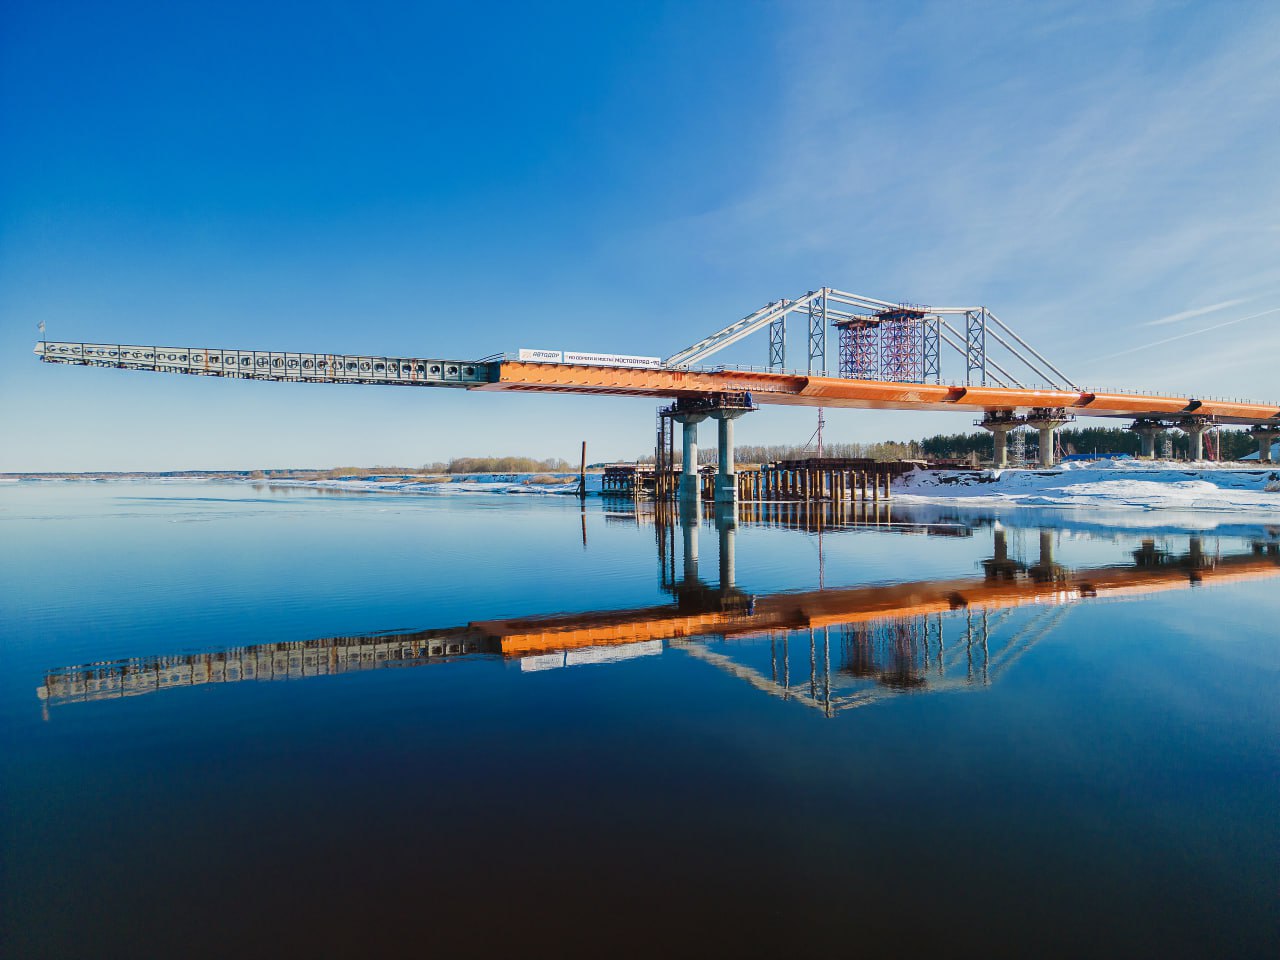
[
  {"left": 639, "top": 0, "right": 1280, "bottom": 402},
  {"left": 1144, "top": 298, "right": 1247, "bottom": 326},
  {"left": 1092, "top": 307, "right": 1280, "bottom": 364}
]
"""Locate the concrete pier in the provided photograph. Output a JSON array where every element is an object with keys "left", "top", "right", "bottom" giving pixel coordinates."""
[
  {"left": 981, "top": 525, "right": 1024, "bottom": 580},
  {"left": 1128, "top": 418, "right": 1163, "bottom": 459},
  {"left": 978, "top": 412, "right": 1020, "bottom": 468},
  {"left": 710, "top": 408, "right": 747, "bottom": 504},
  {"left": 673, "top": 411, "right": 707, "bottom": 502},
  {"left": 716, "top": 506, "right": 736, "bottom": 589},
  {"left": 1028, "top": 529, "right": 1066, "bottom": 582},
  {"left": 1025, "top": 408, "right": 1071, "bottom": 467},
  {"left": 1179, "top": 417, "right": 1210, "bottom": 461},
  {"left": 681, "top": 500, "right": 701, "bottom": 581},
  {"left": 1249, "top": 426, "right": 1278, "bottom": 463}
]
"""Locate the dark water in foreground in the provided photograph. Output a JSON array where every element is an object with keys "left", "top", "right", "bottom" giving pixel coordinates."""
[{"left": 1, "top": 483, "right": 1277, "bottom": 958}]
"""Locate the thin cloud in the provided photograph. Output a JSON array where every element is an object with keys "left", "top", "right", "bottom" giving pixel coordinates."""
[
  {"left": 1093, "top": 307, "right": 1280, "bottom": 364},
  {"left": 1145, "top": 298, "right": 1247, "bottom": 326}
]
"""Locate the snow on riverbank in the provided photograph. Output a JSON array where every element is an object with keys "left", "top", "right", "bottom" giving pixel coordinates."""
[{"left": 896, "top": 460, "right": 1280, "bottom": 513}]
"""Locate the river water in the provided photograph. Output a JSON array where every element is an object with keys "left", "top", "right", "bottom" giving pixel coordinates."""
[{"left": 1, "top": 482, "right": 1277, "bottom": 957}]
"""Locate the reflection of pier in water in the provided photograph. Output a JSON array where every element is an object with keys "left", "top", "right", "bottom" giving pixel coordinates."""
[{"left": 38, "top": 504, "right": 1280, "bottom": 714}]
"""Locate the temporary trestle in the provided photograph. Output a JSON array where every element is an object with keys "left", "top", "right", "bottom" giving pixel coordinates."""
[{"left": 752, "top": 458, "right": 908, "bottom": 503}]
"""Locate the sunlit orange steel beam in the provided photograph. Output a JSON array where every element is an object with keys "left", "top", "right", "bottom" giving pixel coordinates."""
[{"left": 482, "top": 362, "right": 1280, "bottom": 424}]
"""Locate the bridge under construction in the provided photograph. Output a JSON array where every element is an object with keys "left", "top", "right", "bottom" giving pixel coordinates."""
[{"left": 35, "top": 285, "right": 1280, "bottom": 500}]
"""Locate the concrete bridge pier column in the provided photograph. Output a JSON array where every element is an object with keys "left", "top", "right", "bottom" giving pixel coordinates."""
[
  {"left": 710, "top": 409, "right": 748, "bottom": 505},
  {"left": 715, "top": 506, "right": 737, "bottom": 590},
  {"left": 1026, "top": 409, "right": 1072, "bottom": 467},
  {"left": 1179, "top": 417, "right": 1210, "bottom": 461},
  {"left": 982, "top": 524, "right": 1026, "bottom": 580},
  {"left": 978, "top": 412, "right": 1020, "bottom": 468},
  {"left": 673, "top": 412, "right": 707, "bottom": 502},
  {"left": 680, "top": 505, "right": 700, "bottom": 583},
  {"left": 1029, "top": 528, "right": 1066, "bottom": 582},
  {"left": 1249, "top": 426, "right": 1278, "bottom": 463},
  {"left": 1128, "top": 419, "right": 1163, "bottom": 459}
]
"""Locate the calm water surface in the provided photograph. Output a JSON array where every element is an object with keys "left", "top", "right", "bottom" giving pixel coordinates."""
[{"left": 2, "top": 482, "right": 1277, "bottom": 958}]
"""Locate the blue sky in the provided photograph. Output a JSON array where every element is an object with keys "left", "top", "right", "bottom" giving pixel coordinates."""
[{"left": 3, "top": 0, "right": 1278, "bottom": 470}]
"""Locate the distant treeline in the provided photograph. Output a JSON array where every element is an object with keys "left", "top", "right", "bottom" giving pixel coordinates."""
[
  {"left": 308, "top": 458, "right": 573, "bottom": 476},
  {"left": 435, "top": 456, "right": 573, "bottom": 474},
  {"left": 920, "top": 426, "right": 1259, "bottom": 461},
  {"left": 248, "top": 457, "right": 575, "bottom": 480}
]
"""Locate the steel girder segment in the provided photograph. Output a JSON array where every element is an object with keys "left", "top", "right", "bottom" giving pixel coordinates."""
[{"left": 35, "top": 341, "right": 498, "bottom": 387}]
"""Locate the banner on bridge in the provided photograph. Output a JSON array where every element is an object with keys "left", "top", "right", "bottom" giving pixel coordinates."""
[{"left": 519, "top": 348, "right": 663, "bottom": 368}]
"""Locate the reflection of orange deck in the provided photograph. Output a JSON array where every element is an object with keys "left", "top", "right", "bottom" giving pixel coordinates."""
[
  {"left": 481, "top": 362, "right": 1280, "bottom": 425},
  {"left": 481, "top": 555, "right": 1280, "bottom": 656}
]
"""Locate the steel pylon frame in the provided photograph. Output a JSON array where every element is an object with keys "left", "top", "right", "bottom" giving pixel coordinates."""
[
  {"left": 663, "top": 285, "right": 1078, "bottom": 391},
  {"left": 922, "top": 316, "right": 941, "bottom": 383},
  {"left": 965, "top": 309, "right": 987, "bottom": 386},
  {"left": 768, "top": 315, "right": 786, "bottom": 371},
  {"left": 807, "top": 288, "right": 828, "bottom": 375}
]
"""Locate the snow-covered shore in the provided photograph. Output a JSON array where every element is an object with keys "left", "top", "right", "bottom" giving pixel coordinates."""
[{"left": 896, "top": 460, "right": 1280, "bottom": 513}]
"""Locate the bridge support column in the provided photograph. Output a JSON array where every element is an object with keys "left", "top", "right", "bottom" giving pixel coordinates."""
[
  {"left": 673, "top": 412, "right": 707, "bottom": 502},
  {"left": 982, "top": 524, "right": 1025, "bottom": 580},
  {"left": 1029, "top": 529, "right": 1066, "bottom": 582},
  {"left": 681, "top": 501, "right": 700, "bottom": 582},
  {"left": 716, "top": 506, "right": 737, "bottom": 590},
  {"left": 1128, "top": 418, "right": 1163, "bottom": 459},
  {"left": 1179, "top": 417, "right": 1210, "bottom": 461},
  {"left": 1249, "top": 426, "right": 1278, "bottom": 463},
  {"left": 978, "top": 412, "right": 1020, "bottom": 468},
  {"left": 1026, "top": 408, "right": 1072, "bottom": 467},
  {"left": 710, "top": 408, "right": 749, "bottom": 505}
]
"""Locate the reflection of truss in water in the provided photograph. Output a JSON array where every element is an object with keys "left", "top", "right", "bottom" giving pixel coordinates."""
[
  {"left": 38, "top": 535, "right": 1278, "bottom": 713},
  {"left": 679, "top": 604, "right": 1070, "bottom": 717}
]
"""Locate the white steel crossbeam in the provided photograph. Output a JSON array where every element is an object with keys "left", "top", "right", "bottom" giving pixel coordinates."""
[{"left": 664, "top": 294, "right": 818, "bottom": 368}]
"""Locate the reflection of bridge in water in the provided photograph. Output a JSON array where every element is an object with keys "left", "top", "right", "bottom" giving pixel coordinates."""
[{"left": 37, "top": 504, "right": 1280, "bottom": 716}]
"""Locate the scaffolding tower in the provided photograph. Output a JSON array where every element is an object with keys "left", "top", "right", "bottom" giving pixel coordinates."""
[{"left": 836, "top": 305, "right": 931, "bottom": 383}]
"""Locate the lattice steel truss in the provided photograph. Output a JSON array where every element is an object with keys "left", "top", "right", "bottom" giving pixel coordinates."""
[
  {"left": 965, "top": 309, "right": 987, "bottom": 386},
  {"left": 807, "top": 292, "right": 827, "bottom": 375},
  {"left": 36, "top": 342, "right": 498, "bottom": 387},
  {"left": 665, "top": 287, "right": 1078, "bottom": 390},
  {"left": 768, "top": 316, "right": 786, "bottom": 371},
  {"left": 1010, "top": 428, "right": 1027, "bottom": 467},
  {"left": 922, "top": 316, "right": 941, "bottom": 382}
]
